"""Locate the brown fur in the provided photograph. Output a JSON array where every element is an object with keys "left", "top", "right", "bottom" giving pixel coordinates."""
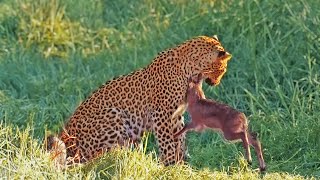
[
  {"left": 174, "top": 74, "right": 266, "bottom": 171},
  {"left": 47, "top": 36, "right": 232, "bottom": 166}
]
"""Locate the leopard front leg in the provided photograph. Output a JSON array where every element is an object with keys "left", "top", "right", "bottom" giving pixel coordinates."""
[
  {"left": 153, "top": 113, "right": 186, "bottom": 165},
  {"left": 172, "top": 115, "right": 187, "bottom": 163}
]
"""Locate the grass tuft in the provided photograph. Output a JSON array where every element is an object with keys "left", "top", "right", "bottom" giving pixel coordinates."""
[
  {"left": 12, "top": 0, "right": 118, "bottom": 58},
  {"left": 0, "top": 125, "right": 311, "bottom": 179}
]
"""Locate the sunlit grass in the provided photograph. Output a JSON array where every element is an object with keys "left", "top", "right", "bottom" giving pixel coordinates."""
[
  {"left": 3, "top": 0, "right": 119, "bottom": 58},
  {"left": 0, "top": 125, "right": 310, "bottom": 179}
]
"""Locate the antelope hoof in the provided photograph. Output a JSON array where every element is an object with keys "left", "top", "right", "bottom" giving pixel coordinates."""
[{"left": 260, "top": 165, "right": 267, "bottom": 172}]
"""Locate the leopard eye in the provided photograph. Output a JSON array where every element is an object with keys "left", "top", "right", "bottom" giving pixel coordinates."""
[{"left": 212, "top": 35, "right": 219, "bottom": 41}]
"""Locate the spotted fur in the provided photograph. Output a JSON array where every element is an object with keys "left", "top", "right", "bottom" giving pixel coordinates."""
[{"left": 47, "top": 36, "right": 232, "bottom": 165}]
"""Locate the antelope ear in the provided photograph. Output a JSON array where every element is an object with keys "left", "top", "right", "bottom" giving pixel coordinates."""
[
  {"left": 198, "top": 73, "right": 203, "bottom": 80},
  {"left": 212, "top": 35, "right": 219, "bottom": 41},
  {"left": 188, "top": 82, "right": 195, "bottom": 88},
  {"left": 196, "top": 73, "right": 203, "bottom": 83},
  {"left": 189, "top": 74, "right": 198, "bottom": 83}
]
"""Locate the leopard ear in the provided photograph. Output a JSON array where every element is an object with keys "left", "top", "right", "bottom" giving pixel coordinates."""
[{"left": 212, "top": 35, "right": 219, "bottom": 41}]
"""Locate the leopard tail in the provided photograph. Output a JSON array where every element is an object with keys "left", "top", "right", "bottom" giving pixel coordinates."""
[{"left": 45, "top": 135, "right": 67, "bottom": 168}]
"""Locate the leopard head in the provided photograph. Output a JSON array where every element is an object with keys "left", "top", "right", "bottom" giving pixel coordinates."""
[{"left": 181, "top": 36, "right": 232, "bottom": 86}]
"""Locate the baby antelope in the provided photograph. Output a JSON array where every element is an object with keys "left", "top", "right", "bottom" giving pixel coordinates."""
[{"left": 174, "top": 74, "right": 266, "bottom": 171}]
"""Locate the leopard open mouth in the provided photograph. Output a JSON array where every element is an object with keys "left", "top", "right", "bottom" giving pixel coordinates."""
[
  {"left": 204, "top": 69, "right": 227, "bottom": 86},
  {"left": 203, "top": 51, "right": 232, "bottom": 86}
]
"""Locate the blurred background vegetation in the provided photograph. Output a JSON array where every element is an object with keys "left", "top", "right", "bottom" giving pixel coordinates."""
[{"left": 0, "top": 0, "right": 319, "bottom": 179}]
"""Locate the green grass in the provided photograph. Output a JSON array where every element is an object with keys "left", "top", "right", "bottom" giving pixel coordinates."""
[{"left": 0, "top": 0, "right": 319, "bottom": 179}]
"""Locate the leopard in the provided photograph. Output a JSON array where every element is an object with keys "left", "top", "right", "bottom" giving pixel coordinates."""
[{"left": 46, "top": 35, "right": 232, "bottom": 166}]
